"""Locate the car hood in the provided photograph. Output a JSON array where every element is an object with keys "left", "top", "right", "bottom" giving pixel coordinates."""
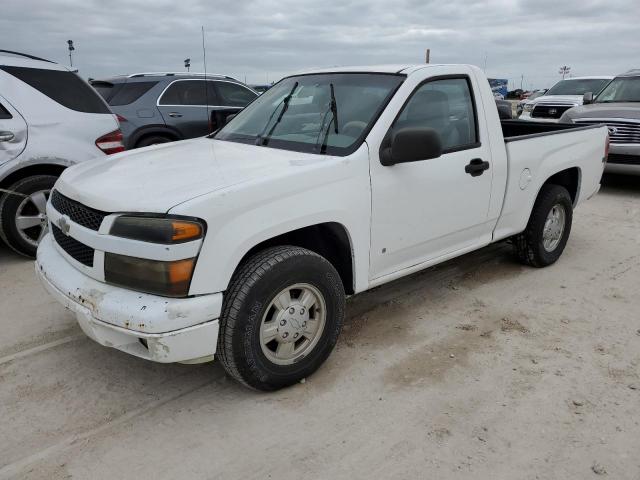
[
  {"left": 56, "top": 137, "right": 327, "bottom": 213},
  {"left": 562, "top": 103, "right": 640, "bottom": 120},
  {"left": 529, "top": 94, "right": 584, "bottom": 106}
]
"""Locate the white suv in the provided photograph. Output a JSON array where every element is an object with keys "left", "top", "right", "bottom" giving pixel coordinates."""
[{"left": 0, "top": 50, "right": 123, "bottom": 257}]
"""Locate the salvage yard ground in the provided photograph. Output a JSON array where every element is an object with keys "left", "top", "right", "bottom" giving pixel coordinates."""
[{"left": 1, "top": 174, "right": 639, "bottom": 480}]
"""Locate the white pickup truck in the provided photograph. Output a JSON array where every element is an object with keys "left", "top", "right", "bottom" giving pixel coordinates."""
[{"left": 36, "top": 64, "right": 608, "bottom": 391}]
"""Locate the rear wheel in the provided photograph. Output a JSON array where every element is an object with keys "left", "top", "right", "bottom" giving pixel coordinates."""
[
  {"left": 216, "top": 246, "right": 345, "bottom": 391},
  {"left": 513, "top": 184, "right": 573, "bottom": 267},
  {"left": 0, "top": 175, "right": 57, "bottom": 257}
]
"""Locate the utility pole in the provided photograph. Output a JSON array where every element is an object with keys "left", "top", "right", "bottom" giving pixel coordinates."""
[
  {"left": 483, "top": 52, "right": 487, "bottom": 72},
  {"left": 425, "top": 49, "right": 430, "bottom": 64},
  {"left": 559, "top": 65, "right": 571, "bottom": 79},
  {"left": 67, "top": 40, "right": 75, "bottom": 68},
  {"left": 520, "top": 74, "right": 524, "bottom": 90},
  {"left": 184, "top": 58, "right": 191, "bottom": 72}
]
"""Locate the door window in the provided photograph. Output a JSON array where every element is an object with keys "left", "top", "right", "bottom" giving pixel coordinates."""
[
  {"left": 215, "top": 82, "right": 257, "bottom": 107},
  {"left": 394, "top": 77, "right": 478, "bottom": 151},
  {"left": 159, "top": 80, "right": 219, "bottom": 106}
]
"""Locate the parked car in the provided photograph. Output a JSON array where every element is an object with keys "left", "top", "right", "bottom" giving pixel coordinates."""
[
  {"left": 250, "top": 84, "right": 272, "bottom": 94},
  {"left": 517, "top": 89, "right": 547, "bottom": 116},
  {"left": 90, "top": 73, "right": 258, "bottom": 149},
  {"left": 37, "top": 64, "right": 608, "bottom": 391},
  {"left": 0, "top": 50, "right": 123, "bottom": 257},
  {"left": 560, "top": 69, "right": 640, "bottom": 174},
  {"left": 519, "top": 76, "right": 612, "bottom": 122}
]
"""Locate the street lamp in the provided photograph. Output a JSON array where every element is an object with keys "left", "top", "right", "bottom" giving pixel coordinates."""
[
  {"left": 184, "top": 58, "right": 191, "bottom": 72},
  {"left": 559, "top": 65, "right": 571, "bottom": 80},
  {"left": 67, "top": 40, "right": 75, "bottom": 68}
]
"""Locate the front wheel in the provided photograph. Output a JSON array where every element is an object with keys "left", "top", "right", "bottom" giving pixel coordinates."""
[
  {"left": 216, "top": 246, "right": 345, "bottom": 391},
  {"left": 513, "top": 184, "right": 573, "bottom": 267}
]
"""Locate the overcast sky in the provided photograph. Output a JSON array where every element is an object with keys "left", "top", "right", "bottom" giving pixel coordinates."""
[{"left": 3, "top": 0, "right": 638, "bottom": 89}]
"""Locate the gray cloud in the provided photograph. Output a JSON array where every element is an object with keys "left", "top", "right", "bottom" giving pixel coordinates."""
[{"left": 2, "top": 0, "right": 638, "bottom": 89}]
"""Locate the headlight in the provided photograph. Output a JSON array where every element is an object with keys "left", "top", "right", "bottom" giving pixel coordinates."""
[
  {"left": 106, "top": 215, "right": 205, "bottom": 297},
  {"left": 110, "top": 215, "right": 204, "bottom": 243},
  {"left": 523, "top": 103, "right": 534, "bottom": 112},
  {"left": 105, "top": 254, "right": 196, "bottom": 297}
]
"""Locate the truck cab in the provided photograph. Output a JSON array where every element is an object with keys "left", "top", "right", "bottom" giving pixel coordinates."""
[{"left": 36, "top": 64, "right": 608, "bottom": 391}]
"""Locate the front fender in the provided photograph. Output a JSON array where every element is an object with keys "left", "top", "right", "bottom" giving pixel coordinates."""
[{"left": 170, "top": 147, "right": 372, "bottom": 296}]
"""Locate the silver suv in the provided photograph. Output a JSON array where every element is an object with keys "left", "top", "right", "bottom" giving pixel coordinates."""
[
  {"left": 90, "top": 73, "right": 258, "bottom": 149},
  {"left": 561, "top": 69, "right": 640, "bottom": 174}
]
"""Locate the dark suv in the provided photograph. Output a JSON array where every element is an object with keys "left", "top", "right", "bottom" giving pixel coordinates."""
[{"left": 90, "top": 72, "right": 258, "bottom": 148}]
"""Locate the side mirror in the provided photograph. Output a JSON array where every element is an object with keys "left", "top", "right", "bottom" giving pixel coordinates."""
[
  {"left": 583, "top": 92, "right": 594, "bottom": 105},
  {"left": 380, "top": 127, "right": 443, "bottom": 166}
]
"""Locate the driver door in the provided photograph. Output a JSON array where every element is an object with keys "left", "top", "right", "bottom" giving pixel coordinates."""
[{"left": 369, "top": 76, "right": 494, "bottom": 280}]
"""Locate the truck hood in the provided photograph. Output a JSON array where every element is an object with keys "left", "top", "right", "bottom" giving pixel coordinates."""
[
  {"left": 56, "top": 138, "right": 326, "bottom": 213},
  {"left": 529, "top": 94, "right": 584, "bottom": 106},
  {"left": 561, "top": 103, "right": 640, "bottom": 121}
]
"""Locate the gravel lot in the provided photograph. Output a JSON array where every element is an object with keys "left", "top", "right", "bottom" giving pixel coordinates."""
[{"left": 1, "top": 174, "right": 639, "bottom": 480}]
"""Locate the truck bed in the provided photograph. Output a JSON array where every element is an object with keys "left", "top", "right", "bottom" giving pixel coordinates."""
[{"left": 501, "top": 119, "right": 601, "bottom": 141}]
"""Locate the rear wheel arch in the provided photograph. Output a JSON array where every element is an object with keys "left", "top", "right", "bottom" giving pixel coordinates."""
[
  {"left": 130, "top": 126, "right": 181, "bottom": 149},
  {"left": 0, "top": 163, "right": 66, "bottom": 192},
  {"left": 542, "top": 167, "right": 581, "bottom": 205}
]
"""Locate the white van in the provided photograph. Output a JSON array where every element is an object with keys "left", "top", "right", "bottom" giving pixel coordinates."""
[{"left": 0, "top": 50, "right": 123, "bottom": 257}]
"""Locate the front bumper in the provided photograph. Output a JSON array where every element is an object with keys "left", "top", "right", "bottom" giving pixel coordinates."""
[
  {"left": 605, "top": 145, "right": 640, "bottom": 175},
  {"left": 36, "top": 234, "right": 222, "bottom": 363}
]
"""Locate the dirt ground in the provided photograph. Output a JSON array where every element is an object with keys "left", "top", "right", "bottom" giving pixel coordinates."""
[{"left": 1, "top": 174, "right": 639, "bottom": 480}]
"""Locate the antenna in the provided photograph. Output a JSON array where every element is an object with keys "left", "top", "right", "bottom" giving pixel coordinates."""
[{"left": 202, "top": 26, "right": 211, "bottom": 132}]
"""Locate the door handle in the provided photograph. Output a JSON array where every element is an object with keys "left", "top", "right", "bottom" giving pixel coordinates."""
[
  {"left": 168, "top": 112, "right": 183, "bottom": 118},
  {"left": 465, "top": 158, "right": 490, "bottom": 177},
  {"left": 0, "top": 131, "right": 15, "bottom": 142}
]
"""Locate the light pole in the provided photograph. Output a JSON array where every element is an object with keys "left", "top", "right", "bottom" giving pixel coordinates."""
[
  {"left": 559, "top": 65, "right": 571, "bottom": 80},
  {"left": 184, "top": 58, "right": 191, "bottom": 72},
  {"left": 67, "top": 40, "right": 75, "bottom": 67}
]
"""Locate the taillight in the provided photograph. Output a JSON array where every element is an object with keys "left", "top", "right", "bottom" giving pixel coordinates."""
[
  {"left": 96, "top": 129, "right": 125, "bottom": 155},
  {"left": 604, "top": 133, "right": 610, "bottom": 163}
]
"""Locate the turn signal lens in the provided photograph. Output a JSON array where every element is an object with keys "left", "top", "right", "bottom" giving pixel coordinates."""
[
  {"left": 110, "top": 216, "right": 205, "bottom": 244},
  {"left": 172, "top": 221, "right": 202, "bottom": 242}
]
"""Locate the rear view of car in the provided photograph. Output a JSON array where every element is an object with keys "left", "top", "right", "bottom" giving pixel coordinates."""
[
  {"left": 519, "top": 76, "right": 612, "bottom": 122},
  {"left": 0, "top": 50, "right": 123, "bottom": 257},
  {"left": 91, "top": 73, "right": 258, "bottom": 149}
]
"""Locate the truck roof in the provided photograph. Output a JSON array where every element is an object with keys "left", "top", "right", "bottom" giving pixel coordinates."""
[{"left": 293, "top": 64, "right": 449, "bottom": 76}]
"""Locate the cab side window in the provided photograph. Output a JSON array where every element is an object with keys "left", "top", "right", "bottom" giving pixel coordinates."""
[{"left": 394, "top": 77, "right": 478, "bottom": 152}]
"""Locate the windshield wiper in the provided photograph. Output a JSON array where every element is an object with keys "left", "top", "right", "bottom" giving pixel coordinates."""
[
  {"left": 316, "top": 83, "right": 339, "bottom": 154},
  {"left": 255, "top": 81, "right": 298, "bottom": 146}
]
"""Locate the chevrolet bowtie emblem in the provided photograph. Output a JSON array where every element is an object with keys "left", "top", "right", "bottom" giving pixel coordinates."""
[{"left": 58, "top": 215, "right": 71, "bottom": 235}]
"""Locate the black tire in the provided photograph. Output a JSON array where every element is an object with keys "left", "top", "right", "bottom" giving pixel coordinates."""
[
  {"left": 513, "top": 184, "right": 573, "bottom": 267},
  {"left": 136, "top": 135, "right": 173, "bottom": 148},
  {"left": 0, "top": 175, "right": 57, "bottom": 258},
  {"left": 216, "top": 246, "right": 345, "bottom": 391}
]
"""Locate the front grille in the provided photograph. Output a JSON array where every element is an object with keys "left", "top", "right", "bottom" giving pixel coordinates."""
[
  {"left": 531, "top": 104, "right": 574, "bottom": 119},
  {"left": 574, "top": 119, "right": 640, "bottom": 144},
  {"left": 51, "top": 224, "right": 95, "bottom": 267},
  {"left": 50, "top": 190, "right": 108, "bottom": 231},
  {"left": 607, "top": 154, "right": 640, "bottom": 165}
]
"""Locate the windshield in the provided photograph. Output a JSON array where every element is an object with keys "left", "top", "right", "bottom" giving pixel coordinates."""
[
  {"left": 546, "top": 78, "right": 610, "bottom": 96},
  {"left": 214, "top": 73, "right": 405, "bottom": 155},
  {"left": 596, "top": 76, "right": 640, "bottom": 103}
]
